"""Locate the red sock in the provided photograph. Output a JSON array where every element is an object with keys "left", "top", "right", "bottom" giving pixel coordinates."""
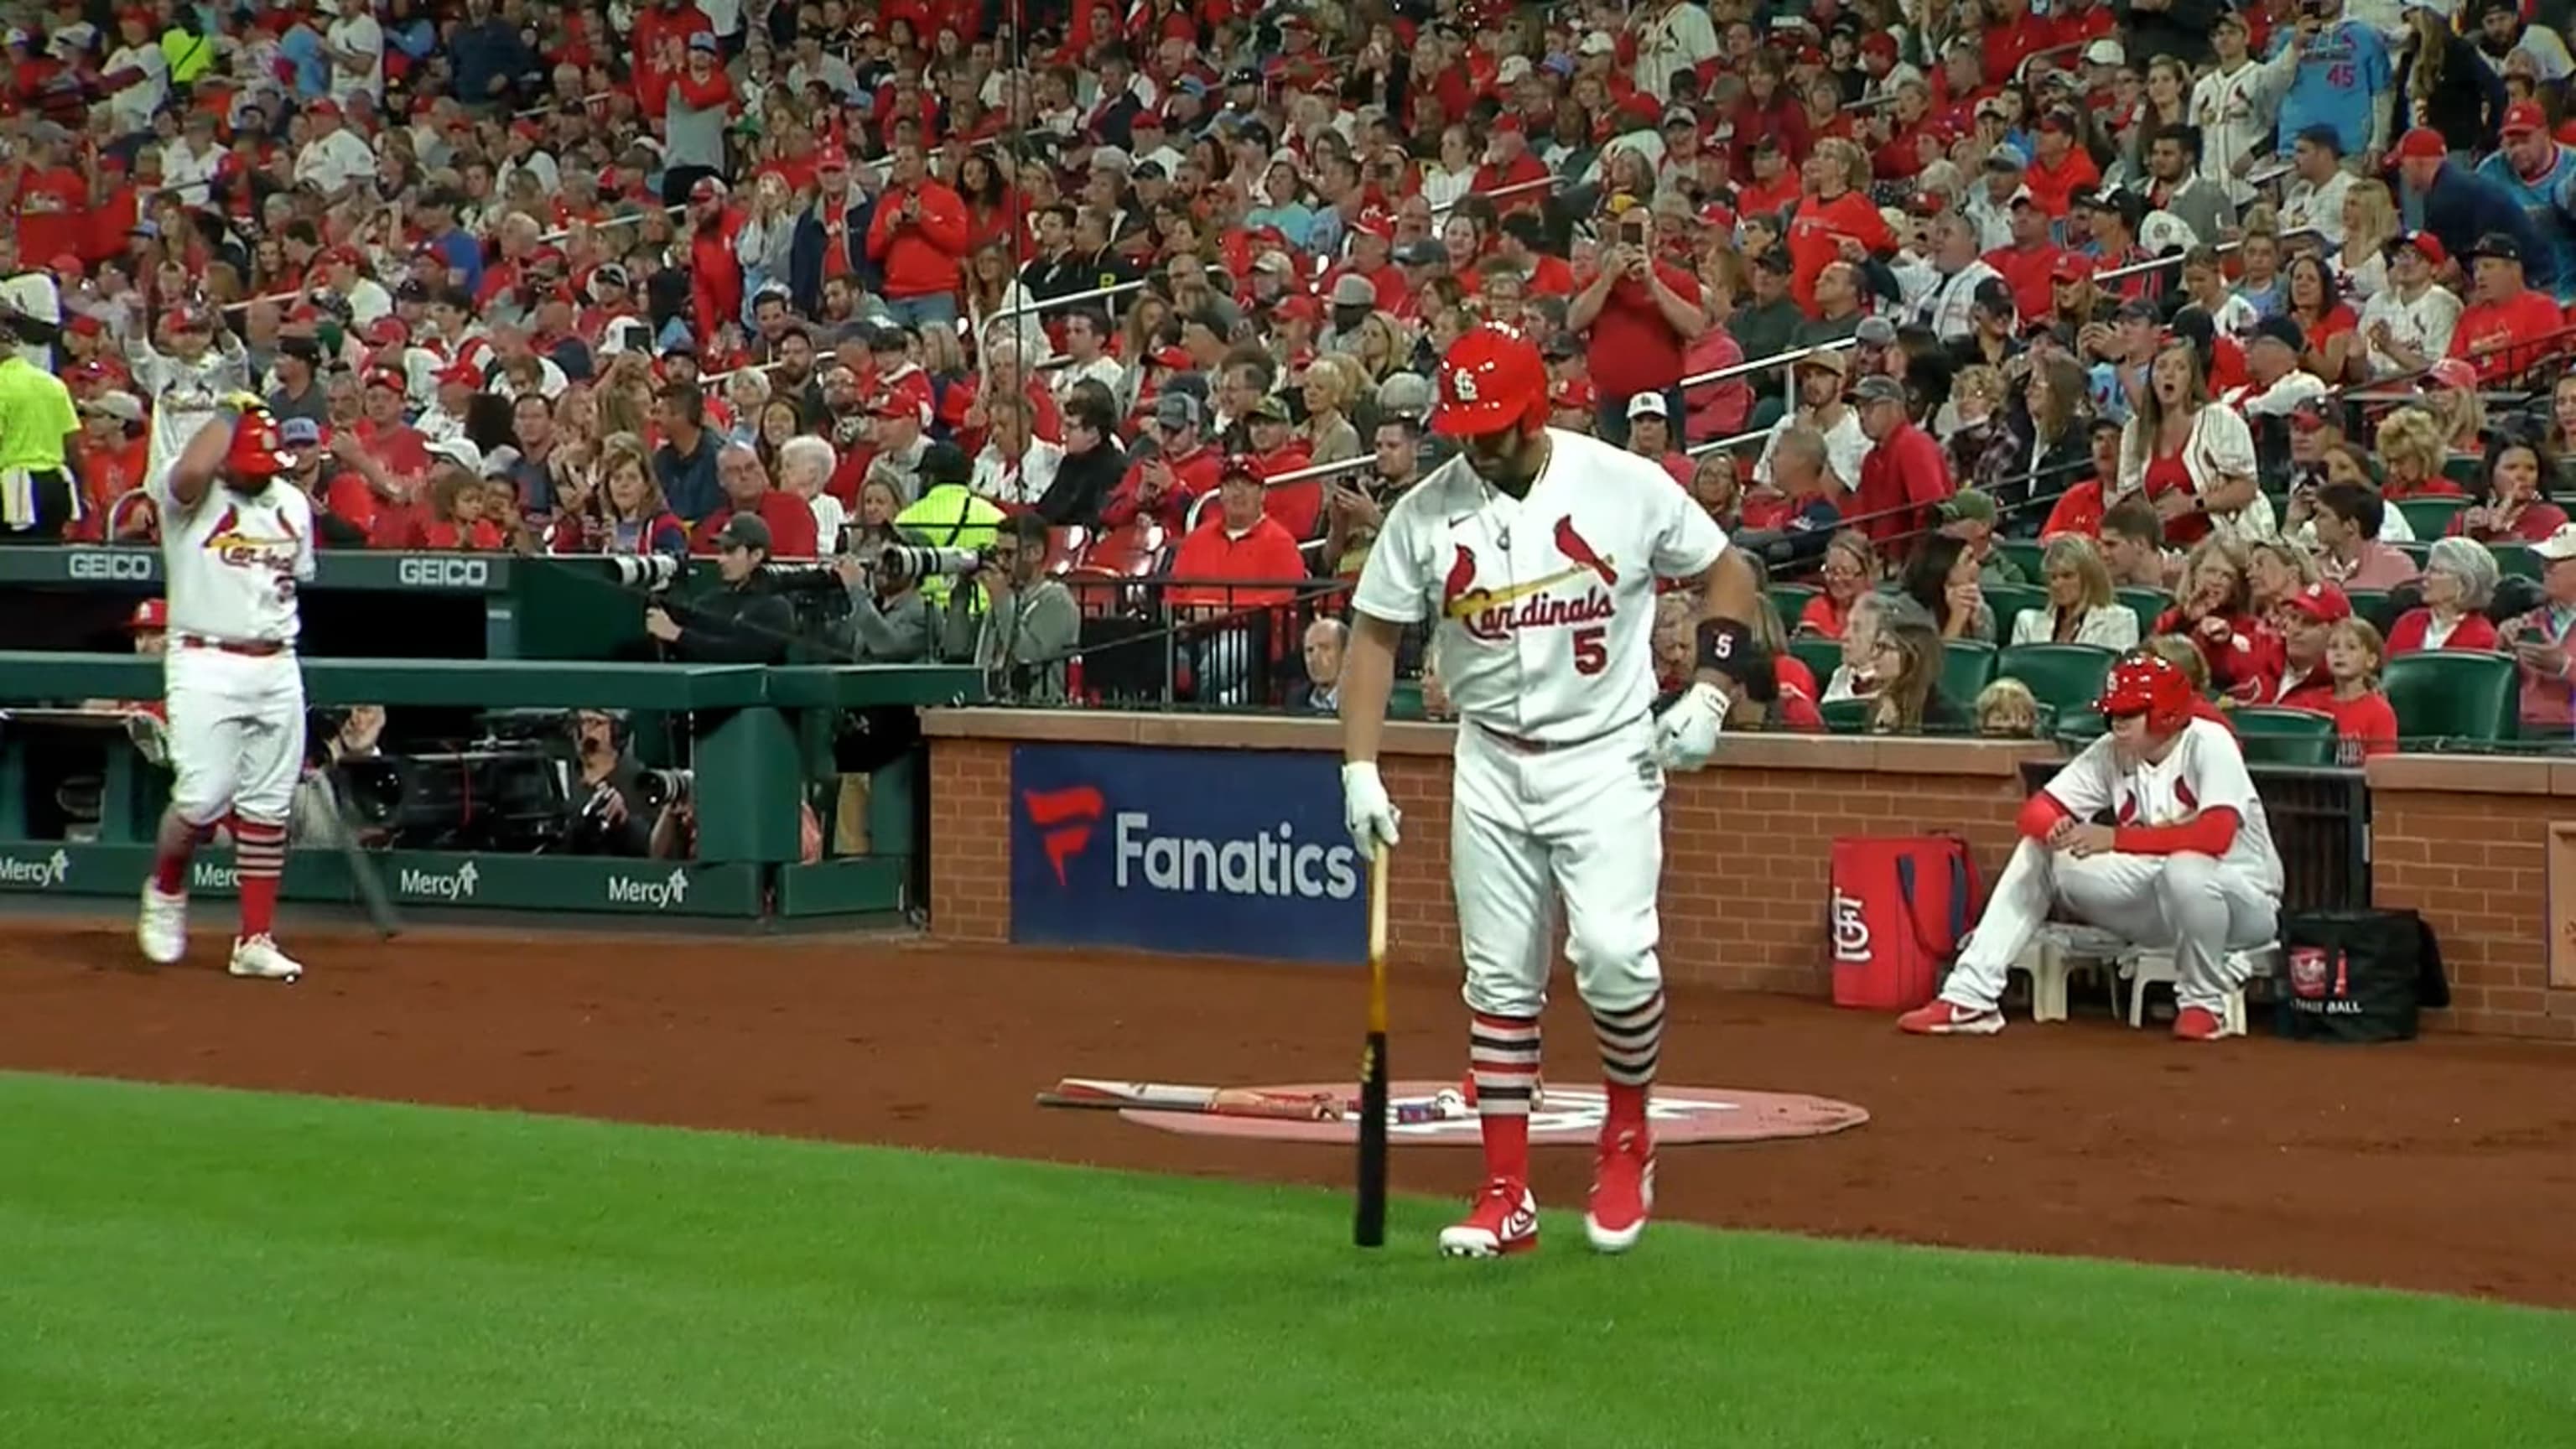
[
  {"left": 1605, "top": 1082, "right": 1649, "bottom": 1127},
  {"left": 232, "top": 814, "right": 288, "bottom": 938},
  {"left": 1480, "top": 1110, "right": 1531, "bottom": 1185},
  {"left": 1469, "top": 1010, "right": 1540, "bottom": 1183},
  {"left": 152, "top": 810, "right": 205, "bottom": 895}
]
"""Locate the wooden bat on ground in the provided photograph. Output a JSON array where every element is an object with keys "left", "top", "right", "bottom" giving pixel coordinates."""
[{"left": 1036, "top": 1079, "right": 1349, "bottom": 1121}]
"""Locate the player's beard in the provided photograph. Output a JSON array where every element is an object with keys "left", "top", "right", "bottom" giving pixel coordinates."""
[{"left": 1462, "top": 427, "right": 1547, "bottom": 500}]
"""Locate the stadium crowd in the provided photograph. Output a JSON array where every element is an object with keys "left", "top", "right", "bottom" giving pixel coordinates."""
[{"left": 6, "top": 0, "right": 2576, "bottom": 751}]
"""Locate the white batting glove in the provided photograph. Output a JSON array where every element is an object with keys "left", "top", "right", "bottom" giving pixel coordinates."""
[
  {"left": 1340, "top": 761, "right": 1402, "bottom": 851},
  {"left": 1652, "top": 682, "right": 1730, "bottom": 771}
]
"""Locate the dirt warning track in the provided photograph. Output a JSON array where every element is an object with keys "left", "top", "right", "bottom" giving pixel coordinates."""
[{"left": 3, "top": 919, "right": 2573, "bottom": 1306}]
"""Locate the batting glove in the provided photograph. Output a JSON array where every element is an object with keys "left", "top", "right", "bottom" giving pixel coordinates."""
[
  {"left": 1652, "top": 681, "right": 1729, "bottom": 772},
  {"left": 1340, "top": 761, "right": 1402, "bottom": 851}
]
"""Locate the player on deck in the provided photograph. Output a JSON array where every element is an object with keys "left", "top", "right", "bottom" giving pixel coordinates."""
[
  {"left": 1898, "top": 653, "right": 2283, "bottom": 1041},
  {"left": 134, "top": 397, "right": 318, "bottom": 981},
  {"left": 1336, "top": 322, "right": 1766, "bottom": 1258}
]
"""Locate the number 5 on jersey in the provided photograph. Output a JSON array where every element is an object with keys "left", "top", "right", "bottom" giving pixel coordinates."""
[{"left": 1573, "top": 625, "right": 1607, "bottom": 675}]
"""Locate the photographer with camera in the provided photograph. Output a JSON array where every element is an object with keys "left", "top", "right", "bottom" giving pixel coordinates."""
[
  {"left": 565, "top": 709, "right": 654, "bottom": 858},
  {"left": 958, "top": 512, "right": 1079, "bottom": 702},
  {"left": 642, "top": 514, "right": 797, "bottom": 664},
  {"left": 891, "top": 441, "right": 1005, "bottom": 613},
  {"left": 831, "top": 531, "right": 937, "bottom": 662}
]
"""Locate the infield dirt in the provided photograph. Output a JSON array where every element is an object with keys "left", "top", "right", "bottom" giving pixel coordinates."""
[{"left": 3, "top": 919, "right": 2573, "bottom": 1307}]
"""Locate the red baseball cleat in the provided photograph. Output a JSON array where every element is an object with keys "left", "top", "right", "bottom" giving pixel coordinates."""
[
  {"left": 1584, "top": 1125, "right": 1654, "bottom": 1254},
  {"left": 1438, "top": 1177, "right": 1539, "bottom": 1259},
  {"left": 1898, "top": 1000, "right": 2005, "bottom": 1036},
  {"left": 2173, "top": 1005, "right": 2238, "bottom": 1041}
]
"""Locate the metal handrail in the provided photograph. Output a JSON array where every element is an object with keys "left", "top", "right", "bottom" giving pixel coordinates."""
[
  {"left": 990, "top": 278, "right": 1150, "bottom": 322},
  {"left": 1677, "top": 336, "right": 1858, "bottom": 392}
]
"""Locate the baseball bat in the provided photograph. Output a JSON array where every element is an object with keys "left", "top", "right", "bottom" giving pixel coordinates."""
[
  {"left": 1036, "top": 1079, "right": 1345, "bottom": 1120},
  {"left": 1355, "top": 840, "right": 1391, "bottom": 1249}
]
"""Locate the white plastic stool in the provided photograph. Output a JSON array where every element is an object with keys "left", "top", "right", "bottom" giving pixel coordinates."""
[
  {"left": 2007, "top": 924, "right": 2127, "bottom": 1023},
  {"left": 2119, "top": 944, "right": 2277, "bottom": 1033}
]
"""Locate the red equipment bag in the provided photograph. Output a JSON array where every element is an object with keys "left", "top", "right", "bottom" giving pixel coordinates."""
[{"left": 1827, "top": 836, "right": 1977, "bottom": 1011}]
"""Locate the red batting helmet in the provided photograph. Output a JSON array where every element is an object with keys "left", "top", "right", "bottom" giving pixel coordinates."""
[
  {"left": 226, "top": 408, "right": 293, "bottom": 479},
  {"left": 2096, "top": 653, "right": 2193, "bottom": 735},
  {"left": 1431, "top": 323, "right": 1550, "bottom": 439}
]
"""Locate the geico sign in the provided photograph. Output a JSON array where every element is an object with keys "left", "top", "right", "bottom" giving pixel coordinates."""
[
  {"left": 65, "top": 551, "right": 155, "bottom": 581},
  {"left": 397, "top": 557, "right": 490, "bottom": 588}
]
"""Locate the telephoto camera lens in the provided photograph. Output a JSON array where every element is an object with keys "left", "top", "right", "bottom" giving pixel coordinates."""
[
  {"left": 875, "top": 543, "right": 989, "bottom": 581},
  {"left": 610, "top": 555, "right": 683, "bottom": 590},
  {"left": 637, "top": 768, "right": 694, "bottom": 809}
]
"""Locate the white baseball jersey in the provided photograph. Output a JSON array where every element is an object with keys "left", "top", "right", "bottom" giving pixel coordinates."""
[
  {"left": 1353, "top": 428, "right": 1727, "bottom": 745},
  {"left": 155, "top": 468, "right": 318, "bottom": 647},
  {"left": 127, "top": 333, "right": 253, "bottom": 491},
  {"left": 2039, "top": 719, "right": 2284, "bottom": 896}
]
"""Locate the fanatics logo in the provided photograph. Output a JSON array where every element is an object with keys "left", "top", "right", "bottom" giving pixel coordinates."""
[{"left": 1022, "top": 786, "right": 1105, "bottom": 886}]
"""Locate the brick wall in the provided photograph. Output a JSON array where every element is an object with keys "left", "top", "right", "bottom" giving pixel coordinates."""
[
  {"left": 2367, "top": 757, "right": 2576, "bottom": 1042},
  {"left": 923, "top": 712, "right": 2051, "bottom": 995}
]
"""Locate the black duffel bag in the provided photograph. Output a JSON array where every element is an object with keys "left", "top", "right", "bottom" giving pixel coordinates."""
[{"left": 2274, "top": 909, "right": 2450, "bottom": 1043}]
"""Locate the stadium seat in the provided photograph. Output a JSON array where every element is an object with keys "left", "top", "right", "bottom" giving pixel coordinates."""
[
  {"left": 1996, "top": 540, "right": 2045, "bottom": 581},
  {"left": 2344, "top": 589, "right": 2399, "bottom": 635},
  {"left": 2493, "top": 544, "right": 2542, "bottom": 581},
  {"left": 1822, "top": 698, "right": 1874, "bottom": 734},
  {"left": 2395, "top": 497, "right": 2470, "bottom": 538},
  {"left": 1942, "top": 639, "right": 1998, "bottom": 704},
  {"left": 2440, "top": 455, "right": 2482, "bottom": 490},
  {"left": 1043, "top": 527, "right": 1085, "bottom": 575},
  {"left": 1997, "top": 643, "right": 2119, "bottom": 715},
  {"left": 1980, "top": 584, "right": 2047, "bottom": 638},
  {"left": 1789, "top": 636, "right": 1845, "bottom": 688},
  {"left": 2383, "top": 650, "right": 2520, "bottom": 744},
  {"left": 2230, "top": 706, "right": 2338, "bottom": 766},
  {"left": 1768, "top": 583, "right": 1816, "bottom": 623},
  {"left": 2116, "top": 587, "right": 2171, "bottom": 639},
  {"left": 1078, "top": 521, "right": 1166, "bottom": 577},
  {"left": 2054, "top": 709, "right": 2106, "bottom": 747}
]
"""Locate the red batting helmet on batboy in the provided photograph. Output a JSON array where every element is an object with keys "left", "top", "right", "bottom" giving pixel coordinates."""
[
  {"left": 1431, "top": 323, "right": 1550, "bottom": 439},
  {"left": 2096, "top": 652, "right": 2193, "bottom": 735}
]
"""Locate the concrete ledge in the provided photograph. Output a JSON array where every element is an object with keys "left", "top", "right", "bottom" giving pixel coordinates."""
[
  {"left": 920, "top": 708, "right": 2061, "bottom": 775},
  {"left": 2366, "top": 754, "right": 2571, "bottom": 797}
]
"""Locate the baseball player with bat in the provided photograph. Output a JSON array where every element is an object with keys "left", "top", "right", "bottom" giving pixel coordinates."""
[
  {"left": 1898, "top": 653, "right": 2283, "bottom": 1041},
  {"left": 1337, "top": 323, "right": 1767, "bottom": 1258},
  {"left": 133, "top": 396, "right": 319, "bottom": 981}
]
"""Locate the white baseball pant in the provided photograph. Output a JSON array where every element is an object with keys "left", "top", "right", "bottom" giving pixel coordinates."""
[
  {"left": 164, "top": 647, "right": 308, "bottom": 829},
  {"left": 1941, "top": 839, "right": 2280, "bottom": 1016},
  {"left": 1450, "top": 715, "right": 1665, "bottom": 1018}
]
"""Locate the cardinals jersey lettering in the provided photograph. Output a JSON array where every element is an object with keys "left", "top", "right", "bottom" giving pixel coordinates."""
[
  {"left": 155, "top": 470, "right": 318, "bottom": 647},
  {"left": 126, "top": 333, "right": 253, "bottom": 492},
  {"left": 2042, "top": 719, "right": 2284, "bottom": 896},
  {"left": 1353, "top": 428, "right": 1727, "bottom": 744}
]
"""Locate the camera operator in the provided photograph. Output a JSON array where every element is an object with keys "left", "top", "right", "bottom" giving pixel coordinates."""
[
  {"left": 958, "top": 512, "right": 1078, "bottom": 702},
  {"left": 564, "top": 708, "right": 653, "bottom": 858},
  {"left": 641, "top": 514, "right": 797, "bottom": 664},
  {"left": 830, "top": 533, "right": 934, "bottom": 662}
]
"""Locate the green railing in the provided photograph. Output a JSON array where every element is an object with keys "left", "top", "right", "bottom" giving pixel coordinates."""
[{"left": 0, "top": 654, "right": 981, "bottom": 923}]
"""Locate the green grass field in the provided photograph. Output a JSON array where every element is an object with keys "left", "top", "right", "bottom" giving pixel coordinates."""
[{"left": 2, "top": 1072, "right": 2568, "bottom": 1449}]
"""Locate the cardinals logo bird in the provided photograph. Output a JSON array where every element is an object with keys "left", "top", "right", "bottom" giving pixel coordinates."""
[{"left": 1553, "top": 516, "right": 1618, "bottom": 586}]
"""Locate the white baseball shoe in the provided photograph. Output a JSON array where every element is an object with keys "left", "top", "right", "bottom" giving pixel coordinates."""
[
  {"left": 227, "top": 934, "right": 304, "bottom": 982},
  {"left": 138, "top": 881, "right": 189, "bottom": 965}
]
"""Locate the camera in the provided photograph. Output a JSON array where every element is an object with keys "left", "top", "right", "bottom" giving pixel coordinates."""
[
  {"left": 637, "top": 767, "right": 693, "bottom": 809},
  {"left": 870, "top": 543, "right": 991, "bottom": 582},
  {"left": 764, "top": 561, "right": 849, "bottom": 595},
  {"left": 610, "top": 554, "right": 684, "bottom": 591}
]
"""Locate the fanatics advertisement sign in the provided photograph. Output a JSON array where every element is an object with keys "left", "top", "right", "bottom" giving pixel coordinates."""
[{"left": 1008, "top": 745, "right": 1368, "bottom": 965}]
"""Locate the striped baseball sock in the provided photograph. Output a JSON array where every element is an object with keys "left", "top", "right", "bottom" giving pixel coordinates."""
[
  {"left": 1593, "top": 992, "right": 1666, "bottom": 1128},
  {"left": 232, "top": 814, "right": 288, "bottom": 938},
  {"left": 1469, "top": 1010, "right": 1541, "bottom": 1184},
  {"left": 151, "top": 808, "right": 210, "bottom": 896}
]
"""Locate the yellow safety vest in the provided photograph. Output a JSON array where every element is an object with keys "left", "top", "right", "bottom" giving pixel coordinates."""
[{"left": 892, "top": 485, "right": 1005, "bottom": 609}]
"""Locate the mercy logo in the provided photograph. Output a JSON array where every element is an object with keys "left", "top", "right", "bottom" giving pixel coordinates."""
[
  {"left": 1021, "top": 786, "right": 1105, "bottom": 886},
  {"left": 195, "top": 860, "right": 239, "bottom": 891},
  {"left": 0, "top": 849, "right": 71, "bottom": 889},
  {"left": 607, "top": 867, "right": 692, "bottom": 910},
  {"left": 1113, "top": 812, "right": 1360, "bottom": 901},
  {"left": 398, "top": 860, "right": 480, "bottom": 901}
]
